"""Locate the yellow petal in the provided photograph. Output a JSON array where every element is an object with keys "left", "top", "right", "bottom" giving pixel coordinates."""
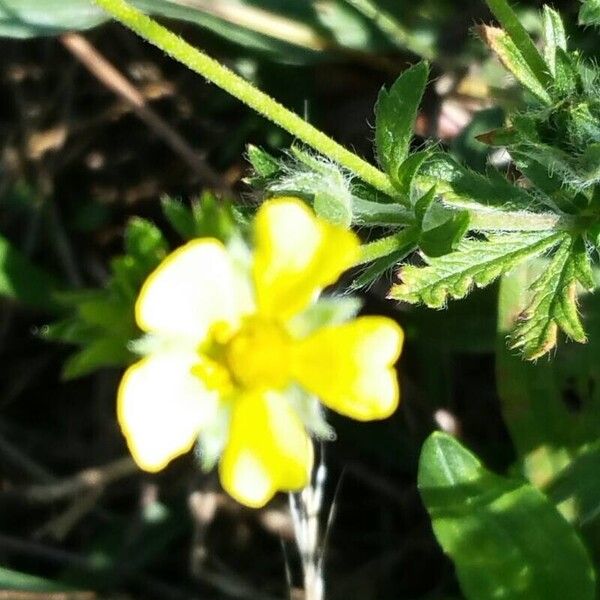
[
  {"left": 136, "top": 239, "right": 242, "bottom": 338},
  {"left": 292, "top": 317, "right": 403, "bottom": 421},
  {"left": 219, "top": 391, "right": 313, "bottom": 508},
  {"left": 118, "top": 352, "right": 218, "bottom": 472},
  {"left": 253, "top": 198, "right": 359, "bottom": 319}
]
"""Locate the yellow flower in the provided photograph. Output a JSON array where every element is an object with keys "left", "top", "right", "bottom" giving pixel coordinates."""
[{"left": 117, "top": 197, "right": 403, "bottom": 507}]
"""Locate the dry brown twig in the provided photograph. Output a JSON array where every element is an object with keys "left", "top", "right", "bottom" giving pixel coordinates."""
[
  {"left": 60, "top": 32, "right": 230, "bottom": 193},
  {"left": 21, "top": 456, "right": 137, "bottom": 504}
]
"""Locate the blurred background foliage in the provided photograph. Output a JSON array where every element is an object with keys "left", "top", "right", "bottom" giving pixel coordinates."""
[{"left": 1, "top": 1, "right": 600, "bottom": 599}]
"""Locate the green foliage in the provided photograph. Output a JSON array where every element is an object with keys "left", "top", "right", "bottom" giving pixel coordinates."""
[
  {"left": 477, "top": 24, "right": 551, "bottom": 104},
  {"left": 375, "top": 62, "right": 429, "bottom": 190},
  {"left": 390, "top": 231, "right": 564, "bottom": 308},
  {"left": 44, "top": 196, "right": 242, "bottom": 379},
  {"left": 542, "top": 6, "right": 567, "bottom": 77},
  {"left": 0, "top": 0, "right": 106, "bottom": 37},
  {"left": 161, "top": 192, "right": 239, "bottom": 242},
  {"left": 580, "top": 0, "right": 600, "bottom": 27},
  {"left": 0, "top": 566, "right": 75, "bottom": 593},
  {"left": 44, "top": 218, "right": 168, "bottom": 379},
  {"left": 510, "top": 236, "right": 594, "bottom": 359},
  {"left": 0, "top": 233, "right": 60, "bottom": 311},
  {"left": 497, "top": 266, "right": 600, "bottom": 497},
  {"left": 484, "top": 0, "right": 551, "bottom": 89},
  {"left": 419, "top": 432, "right": 596, "bottom": 600},
  {"left": 546, "top": 440, "right": 600, "bottom": 526},
  {"left": 245, "top": 2, "right": 600, "bottom": 362}
]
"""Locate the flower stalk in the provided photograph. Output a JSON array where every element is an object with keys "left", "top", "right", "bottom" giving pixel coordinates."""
[{"left": 93, "top": 0, "right": 396, "bottom": 197}]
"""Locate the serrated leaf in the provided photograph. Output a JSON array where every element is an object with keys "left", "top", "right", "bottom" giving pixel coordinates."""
[
  {"left": 375, "top": 62, "right": 429, "bottom": 187},
  {"left": 580, "top": 0, "right": 600, "bottom": 27},
  {"left": 390, "top": 231, "right": 564, "bottom": 308},
  {"left": 497, "top": 267, "right": 600, "bottom": 495},
  {"left": 418, "top": 153, "right": 535, "bottom": 211},
  {"left": 542, "top": 7, "right": 567, "bottom": 77},
  {"left": 418, "top": 432, "right": 595, "bottom": 600},
  {"left": 511, "top": 235, "right": 591, "bottom": 359},
  {"left": 477, "top": 25, "right": 552, "bottom": 104}
]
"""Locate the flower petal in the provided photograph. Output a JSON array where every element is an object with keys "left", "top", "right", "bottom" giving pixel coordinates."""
[
  {"left": 136, "top": 239, "right": 242, "bottom": 339},
  {"left": 253, "top": 198, "right": 359, "bottom": 319},
  {"left": 118, "top": 352, "right": 218, "bottom": 472},
  {"left": 219, "top": 391, "right": 313, "bottom": 508},
  {"left": 292, "top": 317, "right": 403, "bottom": 421}
]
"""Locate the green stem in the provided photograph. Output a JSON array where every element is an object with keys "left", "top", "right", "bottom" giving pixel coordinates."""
[
  {"left": 469, "top": 210, "right": 568, "bottom": 232},
  {"left": 352, "top": 198, "right": 414, "bottom": 226},
  {"left": 93, "top": 0, "right": 396, "bottom": 197},
  {"left": 357, "top": 228, "right": 418, "bottom": 264}
]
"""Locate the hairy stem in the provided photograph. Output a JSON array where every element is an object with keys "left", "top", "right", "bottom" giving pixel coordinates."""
[
  {"left": 469, "top": 210, "right": 568, "bottom": 232},
  {"left": 93, "top": 0, "right": 396, "bottom": 197}
]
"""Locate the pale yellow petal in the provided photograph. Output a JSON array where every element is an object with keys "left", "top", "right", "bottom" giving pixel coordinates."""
[
  {"left": 253, "top": 198, "right": 359, "bottom": 319},
  {"left": 118, "top": 352, "right": 218, "bottom": 472},
  {"left": 292, "top": 317, "right": 403, "bottom": 421},
  {"left": 136, "top": 239, "right": 241, "bottom": 338},
  {"left": 219, "top": 391, "right": 313, "bottom": 508}
]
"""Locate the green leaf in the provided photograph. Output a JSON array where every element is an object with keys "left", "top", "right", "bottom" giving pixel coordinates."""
[
  {"left": 420, "top": 210, "right": 470, "bottom": 258},
  {"left": 511, "top": 235, "right": 592, "bottom": 360},
  {"left": 497, "top": 267, "right": 600, "bottom": 493},
  {"left": 553, "top": 49, "right": 581, "bottom": 97},
  {"left": 125, "top": 217, "right": 168, "bottom": 270},
  {"left": 543, "top": 6, "right": 567, "bottom": 77},
  {"left": 375, "top": 62, "right": 429, "bottom": 187},
  {"left": 418, "top": 432, "right": 596, "bottom": 600},
  {"left": 477, "top": 25, "right": 552, "bottom": 104},
  {"left": 161, "top": 196, "right": 197, "bottom": 240},
  {"left": 580, "top": 0, "right": 600, "bottom": 27},
  {"left": 484, "top": 0, "right": 551, "bottom": 88},
  {"left": 313, "top": 189, "right": 353, "bottom": 228},
  {"left": 395, "top": 151, "right": 430, "bottom": 198},
  {"left": 546, "top": 440, "right": 600, "bottom": 526},
  {"left": 0, "top": 233, "right": 60, "bottom": 311},
  {"left": 414, "top": 191, "right": 470, "bottom": 258},
  {"left": 62, "top": 336, "right": 134, "bottom": 380},
  {"left": 0, "top": 566, "right": 72, "bottom": 592},
  {"left": 510, "top": 149, "right": 581, "bottom": 213},
  {"left": 0, "top": 0, "right": 105, "bottom": 37},
  {"left": 418, "top": 153, "right": 535, "bottom": 211},
  {"left": 390, "top": 231, "right": 564, "bottom": 308},
  {"left": 246, "top": 144, "right": 280, "bottom": 179}
]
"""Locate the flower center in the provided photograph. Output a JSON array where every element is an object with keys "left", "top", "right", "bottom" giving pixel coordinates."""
[
  {"left": 225, "top": 318, "right": 291, "bottom": 390},
  {"left": 194, "top": 318, "right": 291, "bottom": 392}
]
